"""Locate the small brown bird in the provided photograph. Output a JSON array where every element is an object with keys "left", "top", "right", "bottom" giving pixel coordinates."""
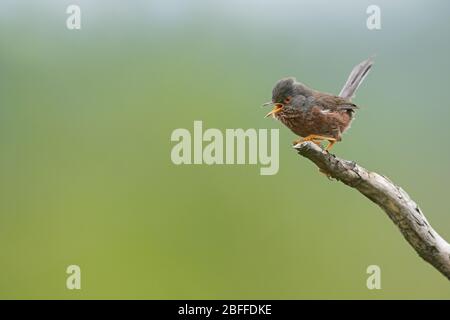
[{"left": 264, "top": 57, "right": 374, "bottom": 151}]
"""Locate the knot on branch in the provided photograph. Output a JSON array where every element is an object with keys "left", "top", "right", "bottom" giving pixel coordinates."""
[{"left": 293, "top": 141, "right": 362, "bottom": 185}]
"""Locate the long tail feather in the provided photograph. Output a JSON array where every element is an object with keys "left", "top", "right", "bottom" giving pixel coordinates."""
[{"left": 339, "top": 56, "right": 374, "bottom": 100}]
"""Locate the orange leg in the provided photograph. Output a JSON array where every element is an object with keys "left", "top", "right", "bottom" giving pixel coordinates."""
[
  {"left": 325, "top": 140, "right": 336, "bottom": 151},
  {"left": 293, "top": 135, "right": 337, "bottom": 151},
  {"left": 300, "top": 135, "right": 337, "bottom": 178},
  {"left": 298, "top": 138, "right": 322, "bottom": 147},
  {"left": 292, "top": 134, "right": 337, "bottom": 178}
]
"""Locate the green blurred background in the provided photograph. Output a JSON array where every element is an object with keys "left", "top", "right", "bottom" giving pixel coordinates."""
[{"left": 1, "top": 0, "right": 450, "bottom": 299}]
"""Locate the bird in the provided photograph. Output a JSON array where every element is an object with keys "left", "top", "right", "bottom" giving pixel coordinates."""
[{"left": 263, "top": 57, "right": 374, "bottom": 151}]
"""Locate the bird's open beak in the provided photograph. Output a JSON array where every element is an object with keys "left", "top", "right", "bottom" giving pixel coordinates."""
[{"left": 263, "top": 102, "right": 283, "bottom": 118}]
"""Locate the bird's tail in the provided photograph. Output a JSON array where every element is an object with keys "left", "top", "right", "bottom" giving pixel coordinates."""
[{"left": 339, "top": 56, "right": 374, "bottom": 100}]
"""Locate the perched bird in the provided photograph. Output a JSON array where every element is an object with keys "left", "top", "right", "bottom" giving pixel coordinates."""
[{"left": 264, "top": 57, "right": 374, "bottom": 151}]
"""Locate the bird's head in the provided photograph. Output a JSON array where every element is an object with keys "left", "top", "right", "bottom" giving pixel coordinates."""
[{"left": 263, "top": 77, "right": 296, "bottom": 118}]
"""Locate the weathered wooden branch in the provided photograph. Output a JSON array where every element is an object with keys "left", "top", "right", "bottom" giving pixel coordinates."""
[{"left": 293, "top": 141, "right": 450, "bottom": 280}]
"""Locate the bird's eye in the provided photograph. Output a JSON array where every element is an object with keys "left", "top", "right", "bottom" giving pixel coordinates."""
[{"left": 284, "top": 97, "right": 292, "bottom": 104}]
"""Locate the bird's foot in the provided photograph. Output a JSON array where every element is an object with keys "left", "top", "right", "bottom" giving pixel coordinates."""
[
  {"left": 293, "top": 135, "right": 337, "bottom": 151},
  {"left": 325, "top": 140, "right": 336, "bottom": 152},
  {"left": 292, "top": 137, "right": 321, "bottom": 147}
]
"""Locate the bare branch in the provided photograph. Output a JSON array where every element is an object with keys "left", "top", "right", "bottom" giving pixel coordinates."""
[{"left": 294, "top": 141, "right": 450, "bottom": 280}]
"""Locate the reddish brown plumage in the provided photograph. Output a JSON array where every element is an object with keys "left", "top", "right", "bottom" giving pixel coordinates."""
[
  {"left": 275, "top": 92, "right": 356, "bottom": 141},
  {"left": 265, "top": 57, "right": 373, "bottom": 149}
]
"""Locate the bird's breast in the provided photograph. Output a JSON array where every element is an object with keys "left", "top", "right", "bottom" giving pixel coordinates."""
[
  {"left": 275, "top": 108, "right": 308, "bottom": 136},
  {"left": 275, "top": 106, "right": 353, "bottom": 140}
]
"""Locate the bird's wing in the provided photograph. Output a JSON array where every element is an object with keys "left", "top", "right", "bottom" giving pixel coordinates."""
[{"left": 313, "top": 94, "right": 358, "bottom": 112}]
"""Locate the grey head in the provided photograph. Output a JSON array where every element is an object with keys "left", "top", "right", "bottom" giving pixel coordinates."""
[
  {"left": 271, "top": 77, "right": 312, "bottom": 105},
  {"left": 264, "top": 77, "right": 312, "bottom": 117},
  {"left": 272, "top": 77, "right": 296, "bottom": 104}
]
